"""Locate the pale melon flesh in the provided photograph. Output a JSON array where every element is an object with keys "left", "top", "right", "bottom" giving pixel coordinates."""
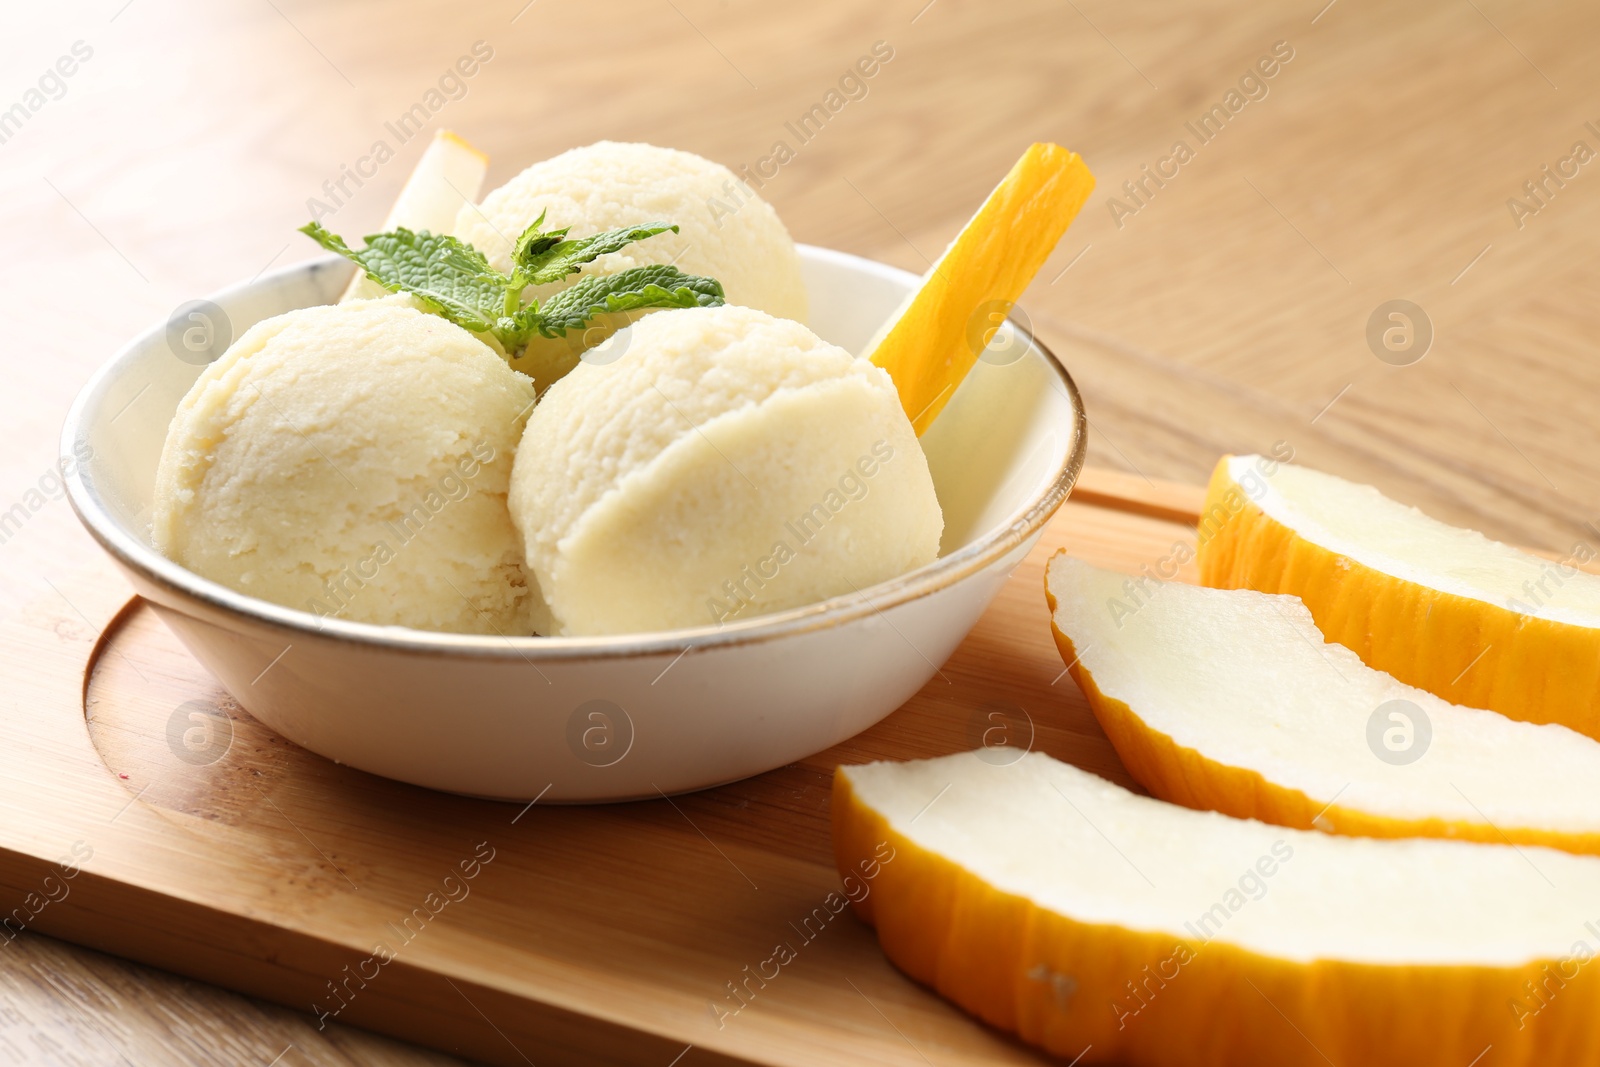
[
  {"left": 1216, "top": 454, "right": 1600, "bottom": 628},
  {"left": 1046, "top": 554, "right": 1600, "bottom": 848},
  {"left": 340, "top": 129, "right": 489, "bottom": 302},
  {"left": 1200, "top": 454, "right": 1600, "bottom": 740},
  {"left": 835, "top": 750, "right": 1600, "bottom": 1065}
]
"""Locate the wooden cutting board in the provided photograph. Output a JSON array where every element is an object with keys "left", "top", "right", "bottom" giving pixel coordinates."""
[{"left": 3, "top": 468, "right": 1203, "bottom": 1066}]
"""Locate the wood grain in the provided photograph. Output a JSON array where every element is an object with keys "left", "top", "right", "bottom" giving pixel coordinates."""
[
  {"left": 0, "top": 933, "right": 455, "bottom": 1067},
  {"left": 37, "top": 482, "right": 1197, "bottom": 1067},
  {"left": 2, "top": 0, "right": 1596, "bottom": 1060}
]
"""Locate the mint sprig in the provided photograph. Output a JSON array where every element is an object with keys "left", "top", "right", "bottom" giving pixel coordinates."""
[
  {"left": 509, "top": 211, "right": 680, "bottom": 288},
  {"left": 537, "top": 265, "right": 726, "bottom": 336},
  {"left": 300, "top": 215, "right": 724, "bottom": 355},
  {"left": 304, "top": 224, "right": 506, "bottom": 331}
]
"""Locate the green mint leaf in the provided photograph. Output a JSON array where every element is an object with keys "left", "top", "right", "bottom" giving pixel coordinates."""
[
  {"left": 509, "top": 211, "right": 570, "bottom": 276},
  {"left": 300, "top": 222, "right": 510, "bottom": 333},
  {"left": 300, "top": 220, "right": 357, "bottom": 259},
  {"left": 300, "top": 221, "right": 726, "bottom": 359},
  {"left": 516, "top": 222, "right": 681, "bottom": 286},
  {"left": 534, "top": 264, "right": 725, "bottom": 338}
]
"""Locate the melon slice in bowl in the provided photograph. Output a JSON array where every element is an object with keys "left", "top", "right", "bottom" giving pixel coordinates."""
[
  {"left": 834, "top": 750, "right": 1600, "bottom": 1066},
  {"left": 1045, "top": 553, "right": 1600, "bottom": 854},
  {"left": 865, "top": 142, "right": 1095, "bottom": 435},
  {"left": 1199, "top": 453, "right": 1600, "bottom": 738}
]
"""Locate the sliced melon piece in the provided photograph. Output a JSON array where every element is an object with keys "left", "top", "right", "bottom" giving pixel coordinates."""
[
  {"left": 1199, "top": 454, "right": 1600, "bottom": 739},
  {"left": 1045, "top": 553, "right": 1600, "bottom": 854},
  {"left": 339, "top": 129, "right": 490, "bottom": 302},
  {"left": 865, "top": 143, "right": 1095, "bottom": 435},
  {"left": 835, "top": 750, "right": 1600, "bottom": 1066}
]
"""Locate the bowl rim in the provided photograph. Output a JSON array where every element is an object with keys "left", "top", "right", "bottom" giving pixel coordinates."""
[{"left": 62, "top": 245, "right": 1087, "bottom": 661}]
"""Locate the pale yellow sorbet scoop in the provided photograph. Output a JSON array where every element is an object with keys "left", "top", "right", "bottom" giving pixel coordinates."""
[
  {"left": 153, "top": 299, "right": 536, "bottom": 634},
  {"left": 509, "top": 305, "right": 942, "bottom": 636}
]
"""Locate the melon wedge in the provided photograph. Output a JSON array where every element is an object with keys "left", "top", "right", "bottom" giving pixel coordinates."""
[
  {"left": 1199, "top": 454, "right": 1600, "bottom": 740},
  {"left": 864, "top": 143, "right": 1095, "bottom": 435},
  {"left": 1045, "top": 553, "right": 1600, "bottom": 853},
  {"left": 834, "top": 750, "right": 1600, "bottom": 1066},
  {"left": 339, "top": 129, "right": 489, "bottom": 301}
]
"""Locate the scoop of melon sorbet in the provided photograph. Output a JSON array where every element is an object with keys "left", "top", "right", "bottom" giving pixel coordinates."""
[
  {"left": 509, "top": 304, "right": 943, "bottom": 636},
  {"left": 153, "top": 299, "right": 537, "bottom": 634},
  {"left": 455, "top": 141, "right": 808, "bottom": 389}
]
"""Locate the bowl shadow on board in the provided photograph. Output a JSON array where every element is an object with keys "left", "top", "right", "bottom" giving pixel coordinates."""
[{"left": 63, "top": 245, "right": 1087, "bottom": 802}]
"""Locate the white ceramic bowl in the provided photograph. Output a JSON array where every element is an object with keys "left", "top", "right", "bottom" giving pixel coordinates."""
[{"left": 63, "top": 247, "right": 1085, "bottom": 801}]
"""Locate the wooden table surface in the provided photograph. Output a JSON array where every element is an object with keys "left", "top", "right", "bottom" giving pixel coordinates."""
[{"left": 4, "top": 0, "right": 1596, "bottom": 1061}]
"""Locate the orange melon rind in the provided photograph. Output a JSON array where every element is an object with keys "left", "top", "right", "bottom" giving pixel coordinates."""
[
  {"left": 865, "top": 143, "right": 1095, "bottom": 435},
  {"left": 1198, "top": 454, "right": 1600, "bottom": 740},
  {"left": 1045, "top": 552, "right": 1600, "bottom": 857},
  {"left": 834, "top": 751, "right": 1600, "bottom": 1067},
  {"left": 1053, "top": 622, "right": 1600, "bottom": 856}
]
